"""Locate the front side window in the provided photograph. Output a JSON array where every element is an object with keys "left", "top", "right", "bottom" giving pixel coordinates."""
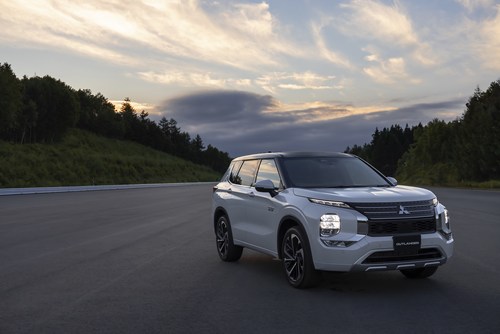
[
  {"left": 282, "top": 157, "right": 390, "bottom": 188},
  {"left": 236, "top": 160, "right": 259, "bottom": 186},
  {"left": 256, "top": 159, "right": 282, "bottom": 189}
]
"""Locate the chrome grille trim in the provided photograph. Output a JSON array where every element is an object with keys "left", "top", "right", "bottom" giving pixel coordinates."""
[{"left": 348, "top": 200, "right": 435, "bottom": 220}]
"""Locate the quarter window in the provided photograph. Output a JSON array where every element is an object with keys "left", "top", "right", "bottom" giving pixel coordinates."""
[{"left": 229, "top": 161, "right": 243, "bottom": 184}]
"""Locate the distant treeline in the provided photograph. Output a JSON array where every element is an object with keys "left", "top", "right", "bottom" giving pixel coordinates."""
[
  {"left": 0, "top": 62, "right": 231, "bottom": 173},
  {"left": 346, "top": 79, "right": 500, "bottom": 185}
]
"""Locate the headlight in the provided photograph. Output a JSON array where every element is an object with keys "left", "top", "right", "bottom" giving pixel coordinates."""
[
  {"left": 432, "top": 197, "right": 438, "bottom": 206},
  {"left": 310, "top": 198, "right": 351, "bottom": 209},
  {"left": 320, "top": 214, "right": 341, "bottom": 237},
  {"left": 437, "top": 207, "right": 452, "bottom": 240},
  {"left": 443, "top": 209, "right": 450, "bottom": 230}
]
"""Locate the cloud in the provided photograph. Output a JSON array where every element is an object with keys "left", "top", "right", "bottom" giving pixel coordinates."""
[
  {"left": 311, "top": 21, "right": 353, "bottom": 68},
  {"left": 162, "top": 91, "right": 279, "bottom": 133},
  {"left": 136, "top": 70, "right": 252, "bottom": 89},
  {"left": 0, "top": 0, "right": 301, "bottom": 71},
  {"left": 256, "top": 71, "right": 343, "bottom": 93},
  {"left": 336, "top": 0, "right": 437, "bottom": 66},
  {"left": 158, "top": 90, "right": 465, "bottom": 156},
  {"left": 362, "top": 50, "right": 420, "bottom": 84},
  {"left": 137, "top": 69, "right": 344, "bottom": 94},
  {"left": 339, "top": 0, "right": 418, "bottom": 45},
  {"left": 0, "top": 1, "right": 142, "bottom": 66},
  {"left": 268, "top": 101, "right": 396, "bottom": 123},
  {"left": 440, "top": 4, "right": 500, "bottom": 71},
  {"left": 221, "top": 2, "right": 273, "bottom": 38},
  {"left": 477, "top": 5, "right": 500, "bottom": 70},
  {"left": 455, "top": 0, "right": 494, "bottom": 11}
]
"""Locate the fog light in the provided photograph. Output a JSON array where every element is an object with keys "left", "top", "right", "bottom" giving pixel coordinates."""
[
  {"left": 321, "top": 240, "right": 354, "bottom": 247},
  {"left": 439, "top": 231, "right": 453, "bottom": 241},
  {"left": 320, "top": 214, "right": 341, "bottom": 237}
]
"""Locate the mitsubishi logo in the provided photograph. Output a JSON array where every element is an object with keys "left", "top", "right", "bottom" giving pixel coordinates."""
[{"left": 399, "top": 205, "right": 410, "bottom": 215}]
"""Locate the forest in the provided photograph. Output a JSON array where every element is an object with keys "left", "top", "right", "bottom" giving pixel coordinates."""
[
  {"left": 0, "top": 62, "right": 231, "bottom": 174},
  {"left": 1, "top": 61, "right": 499, "bottom": 187},
  {"left": 345, "top": 79, "right": 500, "bottom": 186}
]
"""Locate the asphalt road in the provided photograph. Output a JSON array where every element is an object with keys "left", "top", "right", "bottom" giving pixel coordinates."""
[{"left": 0, "top": 184, "right": 499, "bottom": 333}]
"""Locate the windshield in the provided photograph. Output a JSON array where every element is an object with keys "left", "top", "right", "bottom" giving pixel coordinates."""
[{"left": 281, "top": 156, "right": 390, "bottom": 188}]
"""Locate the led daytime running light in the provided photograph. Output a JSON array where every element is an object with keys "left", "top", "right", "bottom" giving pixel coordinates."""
[{"left": 309, "top": 198, "right": 351, "bottom": 209}]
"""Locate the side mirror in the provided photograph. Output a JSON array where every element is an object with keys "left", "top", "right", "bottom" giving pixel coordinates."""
[
  {"left": 387, "top": 177, "right": 398, "bottom": 186},
  {"left": 254, "top": 179, "right": 278, "bottom": 197}
]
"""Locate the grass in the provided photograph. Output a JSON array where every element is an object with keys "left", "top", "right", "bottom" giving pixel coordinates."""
[
  {"left": 397, "top": 177, "right": 500, "bottom": 190},
  {"left": 0, "top": 129, "right": 221, "bottom": 188}
]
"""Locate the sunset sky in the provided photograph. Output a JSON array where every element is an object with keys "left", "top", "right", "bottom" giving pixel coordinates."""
[{"left": 1, "top": 0, "right": 499, "bottom": 156}]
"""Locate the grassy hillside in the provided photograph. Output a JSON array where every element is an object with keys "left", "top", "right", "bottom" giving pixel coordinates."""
[{"left": 0, "top": 129, "right": 222, "bottom": 187}]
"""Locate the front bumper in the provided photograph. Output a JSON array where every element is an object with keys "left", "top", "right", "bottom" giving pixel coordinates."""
[{"left": 311, "top": 232, "right": 454, "bottom": 272}]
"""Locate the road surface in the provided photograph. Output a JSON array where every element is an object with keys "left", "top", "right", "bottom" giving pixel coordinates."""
[{"left": 0, "top": 185, "right": 499, "bottom": 333}]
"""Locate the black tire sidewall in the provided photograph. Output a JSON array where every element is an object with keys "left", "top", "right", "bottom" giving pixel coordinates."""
[
  {"left": 216, "top": 216, "right": 230, "bottom": 260},
  {"left": 216, "top": 215, "right": 242, "bottom": 262},
  {"left": 282, "top": 226, "right": 318, "bottom": 288}
]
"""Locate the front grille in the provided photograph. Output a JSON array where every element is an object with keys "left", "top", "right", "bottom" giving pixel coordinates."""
[
  {"left": 368, "top": 217, "right": 436, "bottom": 236},
  {"left": 362, "top": 248, "right": 442, "bottom": 264},
  {"left": 348, "top": 200, "right": 435, "bottom": 220}
]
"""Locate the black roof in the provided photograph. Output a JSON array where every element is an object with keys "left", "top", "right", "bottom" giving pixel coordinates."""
[{"left": 232, "top": 151, "right": 354, "bottom": 161}]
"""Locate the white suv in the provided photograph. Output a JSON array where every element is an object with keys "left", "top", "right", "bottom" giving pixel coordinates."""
[{"left": 212, "top": 152, "right": 453, "bottom": 288}]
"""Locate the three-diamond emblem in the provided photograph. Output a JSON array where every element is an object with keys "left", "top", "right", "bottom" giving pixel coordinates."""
[{"left": 399, "top": 205, "right": 410, "bottom": 215}]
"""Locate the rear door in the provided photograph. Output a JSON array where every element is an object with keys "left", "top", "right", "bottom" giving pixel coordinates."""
[
  {"left": 227, "top": 159, "right": 260, "bottom": 243},
  {"left": 244, "top": 159, "right": 284, "bottom": 254}
]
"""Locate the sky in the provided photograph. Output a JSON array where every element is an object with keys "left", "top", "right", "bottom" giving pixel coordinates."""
[{"left": 1, "top": 0, "right": 499, "bottom": 156}]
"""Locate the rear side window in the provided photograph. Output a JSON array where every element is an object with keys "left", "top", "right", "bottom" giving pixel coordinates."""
[
  {"left": 256, "top": 159, "right": 281, "bottom": 189},
  {"left": 236, "top": 160, "right": 259, "bottom": 186}
]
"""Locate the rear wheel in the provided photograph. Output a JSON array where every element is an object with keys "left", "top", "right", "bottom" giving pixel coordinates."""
[
  {"left": 281, "top": 227, "right": 320, "bottom": 288},
  {"left": 400, "top": 266, "right": 438, "bottom": 279},
  {"left": 215, "top": 215, "right": 243, "bottom": 262}
]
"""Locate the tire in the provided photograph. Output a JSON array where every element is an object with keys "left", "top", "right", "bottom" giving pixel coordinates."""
[
  {"left": 215, "top": 215, "right": 243, "bottom": 262},
  {"left": 281, "top": 227, "right": 320, "bottom": 288},
  {"left": 400, "top": 266, "right": 438, "bottom": 279}
]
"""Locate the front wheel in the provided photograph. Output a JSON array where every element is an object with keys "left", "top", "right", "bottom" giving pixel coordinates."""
[
  {"left": 400, "top": 266, "right": 438, "bottom": 279},
  {"left": 215, "top": 215, "right": 243, "bottom": 262},
  {"left": 281, "top": 227, "right": 320, "bottom": 288}
]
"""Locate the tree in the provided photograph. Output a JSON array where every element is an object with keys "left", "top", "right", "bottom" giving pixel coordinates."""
[
  {"left": 345, "top": 124, "right": 418, "bottom": 176},
  {"left": 21, "top": 75, "right": 79, "bottom": 142},
  {"left": 1, "top": 62, "right": 232, "bottom": 174},
  {"left": 76, "top": 89, "right": 124, "bottom": 138},
  {"left": 458, "top": 80, "right": 500, "bottom": 180},
  {"left": 0, "top": 63, "right": 22, "bottom": 139}
]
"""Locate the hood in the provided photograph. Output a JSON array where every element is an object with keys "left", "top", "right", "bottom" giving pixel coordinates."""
[{"left": 293, "top": 185, "right": 435, "bottom": 203}]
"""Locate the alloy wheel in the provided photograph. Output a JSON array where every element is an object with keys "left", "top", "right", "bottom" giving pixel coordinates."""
[
  {"left": 216, "top": 218, "right": 229, "bottom": 257},
  {"left": 283, "top": 232, "right": 304, "bottom": 283}
]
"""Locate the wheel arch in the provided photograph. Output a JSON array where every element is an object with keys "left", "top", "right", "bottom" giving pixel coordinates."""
[
  {"left": 277, "top": 215, "right": 308, "bottom": 259},
  {"left": 213, "top": 207, "right": 229, "bottom": 233}
]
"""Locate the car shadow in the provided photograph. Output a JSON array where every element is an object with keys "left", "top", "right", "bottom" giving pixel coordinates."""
[{"left": 237, "top": 249, "right": 447, "bottom": 295}]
